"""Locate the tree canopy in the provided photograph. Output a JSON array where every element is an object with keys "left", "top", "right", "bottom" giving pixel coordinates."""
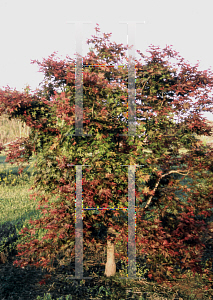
[{"left": 0, "top": 24, "right": 213, "bottom": 286}]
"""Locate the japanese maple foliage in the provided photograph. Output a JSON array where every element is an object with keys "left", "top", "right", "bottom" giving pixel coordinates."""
[{"left": 1, "top": 23, "right": 213, "bottom": 287}]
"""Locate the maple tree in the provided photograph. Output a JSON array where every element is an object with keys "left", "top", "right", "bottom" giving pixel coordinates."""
[{"left": 1, "top": 23, "right": 213, "bottom": 287}]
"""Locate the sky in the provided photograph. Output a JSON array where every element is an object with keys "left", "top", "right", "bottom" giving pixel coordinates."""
[{"left": 0, "top": 0, "right": 213, "bottom": 126}]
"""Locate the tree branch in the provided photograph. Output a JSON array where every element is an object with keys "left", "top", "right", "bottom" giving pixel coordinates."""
[
  {"left": 141, "top": 76, "right": 151, "bottom": 95},
  {"left": 144, "top": 169, "right": 190, "bottom": 209}
]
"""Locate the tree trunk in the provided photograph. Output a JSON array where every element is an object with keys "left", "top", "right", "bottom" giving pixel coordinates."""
[{"left": 104, "top": 228, "right": 116, "bottom": 277}]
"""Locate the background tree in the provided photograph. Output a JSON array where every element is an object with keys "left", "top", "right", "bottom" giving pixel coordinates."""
[{"left": 0, "top": 24, "right": 213, "bottom": 287}]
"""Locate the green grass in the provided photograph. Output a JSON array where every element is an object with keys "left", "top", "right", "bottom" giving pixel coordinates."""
[{"left": 1, "top": 113, "right": 213, "bottom": 299}]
